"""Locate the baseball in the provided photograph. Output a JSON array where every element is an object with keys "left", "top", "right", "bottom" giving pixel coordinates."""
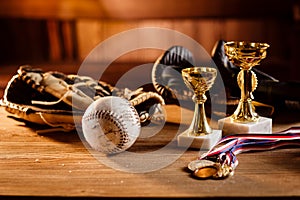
[{"left": 81, "top": 96, "right": 141, "bottom": 154}]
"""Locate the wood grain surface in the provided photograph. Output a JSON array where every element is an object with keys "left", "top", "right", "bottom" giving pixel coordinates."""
[{"left": 0, "top": 104, "right": 299, "bottom": 199}]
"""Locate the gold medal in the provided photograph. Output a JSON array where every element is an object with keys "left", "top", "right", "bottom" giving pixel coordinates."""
[
  {"left": 193, "top": 166, "right": 218, "bottom": 179},
  {"left": 188, "top": 159, "right": 234, "bottom": 180}
]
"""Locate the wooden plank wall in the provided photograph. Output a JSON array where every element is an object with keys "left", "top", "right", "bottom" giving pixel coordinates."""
[
  {"left": 0, "top": 0, "right": 299, "bottom": 82},
  {"left": 75, "top": 19, "right": 290, "bottom": 63}
]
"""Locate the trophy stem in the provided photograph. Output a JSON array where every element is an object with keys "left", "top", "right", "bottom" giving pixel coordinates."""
[
  {"left": 231, "top": 69, "right": 258, "bottom": 122},
  {"left": 189, "top": 94, "right": 212, "bottom": 136}
]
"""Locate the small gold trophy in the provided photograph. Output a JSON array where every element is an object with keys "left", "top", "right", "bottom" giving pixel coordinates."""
[
  {"left": 218, "top": 41, "right": 272, "bottom": 135},
  {"left": 177, "top": 67, "right": 222, "bottom": 149}
]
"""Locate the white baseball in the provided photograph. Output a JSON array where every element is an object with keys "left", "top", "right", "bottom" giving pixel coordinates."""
[{"left": 81, "top": 96, "right": 141, "bottom": 154}]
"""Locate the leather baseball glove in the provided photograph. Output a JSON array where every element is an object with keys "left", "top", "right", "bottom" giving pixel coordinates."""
[{"left": 0, "top": 65, "right": 164, "bottom": 132}]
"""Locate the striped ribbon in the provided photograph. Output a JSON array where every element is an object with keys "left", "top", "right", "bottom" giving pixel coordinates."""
[{"left": 199, "top": 127, "right": 300, "bottom": 170}]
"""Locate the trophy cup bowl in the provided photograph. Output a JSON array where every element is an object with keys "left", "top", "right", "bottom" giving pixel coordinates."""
[
  {"left": 224, "top": 41, "right": 270, "bottom": 123},
  {"left": 178, "top": 67, "right": 222, "bottom": 149}
]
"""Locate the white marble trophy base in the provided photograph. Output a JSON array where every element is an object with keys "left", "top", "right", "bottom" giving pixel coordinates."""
[
  {"left": 177, "top": 129, "right": 222, "bottom": 150},
  {"left": 218, "top": 116, "right": 272, "bottom": 135}
]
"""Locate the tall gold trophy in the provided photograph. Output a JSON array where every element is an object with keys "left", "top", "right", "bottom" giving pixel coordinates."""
[
  {"left": 177, "top": 67, "right": 222, "bottom": 149},
  {"left": 218, "top": 41, "right": 272, "bottom": 135}
]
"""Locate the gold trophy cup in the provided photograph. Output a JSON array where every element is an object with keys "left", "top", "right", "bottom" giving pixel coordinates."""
[
  {"left": 218, "top": 41, "right": 272, "bottom": 135},
  {"left": 177, "top": 67, "right": 222, "bottom": 149}
]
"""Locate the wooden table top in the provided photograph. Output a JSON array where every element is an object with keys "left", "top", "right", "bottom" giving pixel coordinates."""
[{"left": 0, "top": 102, "right": 300, "bottom": 199}]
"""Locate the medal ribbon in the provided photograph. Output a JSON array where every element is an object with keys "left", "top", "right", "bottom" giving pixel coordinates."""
[{"left": 199, "top": 127, "right": 300, "bottom": 171}]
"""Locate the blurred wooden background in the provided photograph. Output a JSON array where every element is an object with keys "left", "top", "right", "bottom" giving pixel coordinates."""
[{"left": 0, "top": 0, "right": 299, "bottom": 85}]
